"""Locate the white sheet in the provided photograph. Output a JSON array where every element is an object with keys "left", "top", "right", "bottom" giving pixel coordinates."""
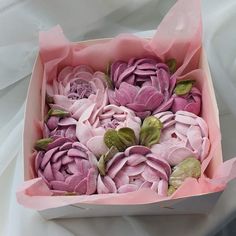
[{"left": 1, "top": 0, "right": 236, "bottom": 235}]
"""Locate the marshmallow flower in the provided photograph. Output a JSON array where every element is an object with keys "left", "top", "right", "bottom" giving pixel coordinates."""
[
  {"left": 43, "top": 116, "right": 77, "bottom": 141},
  {"left": 76, "top": 104, "right": 141, "bottom": 156},
  {"left": 35, "top": 137, "right": 98, "bottom": 195},
  {"left": 47, "top": 65, "right": 108, "bottom": 120},
  {"left": 108, "top": 58, "right": 176, "bottom": 118},
  {"left": 97, "top": 146, "right": 171, "bottom": 196},
  {"left": 171, "top": 87, "right": 202, "bottom": 115},
  {"left": 151, "top": 111, "right": 210, "bottom": 166}
]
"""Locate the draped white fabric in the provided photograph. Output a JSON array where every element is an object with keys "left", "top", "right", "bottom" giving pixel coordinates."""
[{"left": 1, "top": 0, "right": 236, "bottom": 235}]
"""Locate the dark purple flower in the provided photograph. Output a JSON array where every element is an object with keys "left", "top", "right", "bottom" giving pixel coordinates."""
[{"left": 108, "top": 58, "right": 176, "bottom": 119}]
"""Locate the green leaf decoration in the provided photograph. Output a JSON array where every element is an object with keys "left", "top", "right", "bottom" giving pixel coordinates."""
[
  {"left": 167, "top": 186, "right": 176, "bottom": 196},
  {"left": 169, "top": 157, "right": 201, "bottom": 189},
  {"left": 98, "top": 146, "right": 119, "bottom": 176},
  {"left": 48, "top": 109, "right": 70, "bottom": 118},
  {"left": 174, "top": 79, "right": 195, "bottom": 96},
  {"left": 166, "top": 58, "right": 177, "bottom": 74},
  {"left": 104, "top": 129, "right": 126, "bottom": 151},
  {"left": 34, "top": 138, "right": 53, "bottom": 151},
  {"left": 139, "top": 116, "right": 163, "bottom": 147},
  {"left": 104, "top": 62, "right": 114, "bottom": 89},
  {"left": 117, "top": 127, "right": 136, "bottom": 147}
]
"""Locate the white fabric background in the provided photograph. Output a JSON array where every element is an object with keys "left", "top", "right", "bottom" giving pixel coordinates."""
[{"left": 1, "top": 0, "right": 236, "bottom": 235}]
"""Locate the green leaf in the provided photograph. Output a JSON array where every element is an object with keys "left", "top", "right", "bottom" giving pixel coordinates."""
[
  {"left": 174, "top": 80, "right": 195, "bottom": 96},
  {"left": 167, "top": 186, "right": 176, "bottom": 196},
  {"left": 34, "top": 138, "right": 53, "bottom": 151},
  {"left": 117, "top": 127, "right": 136, "bottom": 147},
  {"left": 139, "top": 116, "right": 163, "bottom": 147},
  {"left": 103, "top": 62, "right": 114, "bottom": 89},
  {"left": 48, "top": 109, "right": 70, "bottom": 118},
  {"left": 98, "top": 146, "right": 119, "bottom": 176},
  {"left": 104, "top": 129, "right": 126, "bottom": 151},
  {"left": 166, "top": 58, "right": 177, "bottom": 74},
  {"left": 169, "top": 157, "right": 201, "bottom": 189}
]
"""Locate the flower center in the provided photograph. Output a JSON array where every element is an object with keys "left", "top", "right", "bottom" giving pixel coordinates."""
[
  {"left": 68, "top": 79, "right": 95, "bottom": 100},
  {"left": 101, "top": 118, "right": 120, "bottom": 129}
]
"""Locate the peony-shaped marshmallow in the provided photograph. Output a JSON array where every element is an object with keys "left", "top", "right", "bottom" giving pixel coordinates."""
[
  {"left": 151, "top": 111, "right": 210, "bottom": 166},
  {"left": 35, "top": 137, "right": 98, "bottom": 195},
  {"left": 43, "top": 110, "right": 77, "bottom": 141},
  {"left": 97, "top": 145, "right": 171, "bottom": 196},
  {"left": 171, "top": 79, "right": 201, "bottom": 115},
  {"left": 76, "top": 104, "right": 141, "bottom": 156},
  {"left": 108, "top": 58, "right": 176, "bottom": 118},
  {"left": 47, "top": 65, "right": 108, "bottom": 120}
]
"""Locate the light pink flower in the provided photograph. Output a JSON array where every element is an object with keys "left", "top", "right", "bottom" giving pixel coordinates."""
[
  {"left": 97, "top": 146, "right": 171, "bottom": 196},
  {"left": 35, "top": 137, "right": 98, "bottom": 195},
  {"left": 76, "top": 104, "right": 141, "bottom": 156},
  {"left": 171, "top": 87, "right": 201, "bottom": 115},
  {"left": 151, "top": 111, "right": 210, "bottom": 166},
  {"left": 108, "top": 58, "right": 176, "bottom": 118},
  {"left": 47, "top": 65, "right": 108, "bottom": 120}
]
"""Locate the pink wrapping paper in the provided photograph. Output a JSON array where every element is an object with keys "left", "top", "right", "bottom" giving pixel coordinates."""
[{"left": 17, "top": 0, "right": 236, "bottom": 211}]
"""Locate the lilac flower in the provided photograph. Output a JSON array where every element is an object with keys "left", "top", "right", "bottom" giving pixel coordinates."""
[
  {"left": 97, "top": 145, "right": 171, "bottom": 196},
  {"left": 108, "top": 58, "right": 176, "bottom": 118},
  {"left": 47, "top": 65, "right": 108, "bottom": 120},
  {"left": 151, "top": 111, "right": 210, "bottom": 166},
  {"left": 35, "top": 137, "right": 98, "bottom": 195}
]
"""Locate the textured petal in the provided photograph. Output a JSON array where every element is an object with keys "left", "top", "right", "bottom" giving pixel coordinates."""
[
  {"left": 51, "top": 181, "right": 69, "bottom": 191},
  {"left": 108, "top": 157, "right": 128, "bottom": 179},
  {"left": 86, "top": 168, "right": 98, "bottom": 194},
  {"left": 127, "top": 154, "right": 147, "bottom": 166},
  {"left": 123, "top": 164, "right": 145, "bottom": 176},
  {"left": 158, "top": 179, "right": 168, "bottom": 196},
  {"left": 74, "top": 178, "right": 87, "bottom": 195},
  {"left": 40, "top": 147, "right": 59, "bottom": 169},
  {"left": 142, "top": 166, "right": 160, "bottom": 182},
  {"left": 86, "top": 136, "right": 108, "bottom": 157},
  {"left": 146, "top": 160, "right": 168, "bottom": 181},
  {"left": 187, "top": 125, "right": 202, "bottom": 151},
  {"left": 113, "top": 170, "right": 129, "bottom": 188},
  {"left": 125, "top": 146, "right": 150, "bottom": 156}
]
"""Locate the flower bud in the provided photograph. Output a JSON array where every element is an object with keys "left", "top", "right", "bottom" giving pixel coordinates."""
[{"left": 174, "top": 80, "right": 195, "bottom": 96}]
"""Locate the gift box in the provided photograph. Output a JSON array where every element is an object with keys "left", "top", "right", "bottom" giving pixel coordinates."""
[{"left": 17, "top": 0, "right": 236, "bottom": 219}]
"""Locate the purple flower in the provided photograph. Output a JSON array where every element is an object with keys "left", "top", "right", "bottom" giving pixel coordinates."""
[
  {"left": 171, "top": 87, "right": 201, "bottom": 115},
  {"left": 35, "top": 137, "right": 98, "bottom": 195},
  {"left": 44, "top": 116, "right": 77, "bottom": 141},
  {"left": 47, "top": 65, "right": 108, "bottom": 120},
  {"left": 97, "top": 146, "right": 171, "bottom": 196},
  {"left": 151, "top": 111, "right": 210, "bottom": 166},
  {"left": 108, "top": 58, "right": 176, "bottom": 119}
]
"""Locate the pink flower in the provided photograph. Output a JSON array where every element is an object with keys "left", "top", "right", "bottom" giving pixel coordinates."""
[
  {"left": 47, "top": 65, "right": 108, "bottom": 120},
  {"left": 171, "top": 87, "right": 201, "bottom": 115},
  {"left": 151, "top": 111, "right": 210, "bottom": 166},
  {"left": 43, "top": 116, "right": 77, "bottom": 141},
  {"left": 108, "top": 58, "right": 176, "bottom": 118},
  {"left": 35, "top": 137, "right": 98, "bottom": 195},
  {"left": 76, "top": 104, "right": 141, "bottom": 156},
  {"left": 97, "top": 146, "right": 171, "bottom": 196}
]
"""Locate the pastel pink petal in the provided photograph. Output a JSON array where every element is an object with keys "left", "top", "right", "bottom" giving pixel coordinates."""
[
  {"left": 108, "top": 157, "right": 128, "bottom": 179},
  {"left": 176, "top": 110, "right": 198, "bottom": 118},
  {"left": 146, "top": 91, "right": 164, "bottom": 110},
  {"left": 134, "top": 86, "right": 157, "bottom": 104},
  {"left": 151, "top": 181, "right": 160, "bottom": 192},
  {"left": 175, "top": 114, "right": 198, "bottom": 125},
  {"left": 106, "top": 153, "right": 125, "bottom": 170},
  {"left": 113, "top": 170, "right": 129, "bottom": 188},
  {"left": 125, "top": 74, "right": 135, "bottom": 85},
  {"left": 156, "top": 68, "right": 170, "bottom": 93},
  {"left": 118, "top": 184, "right": 139, "bottom": 193},
  {"left": 58, "top": 66, "right": 73, "bottom": 81},
  {"left": 171, "top": 97, "right": 188, "bottom": 113},
  {"left": 65, "top": 126, "right": 77, "bottom": 140},
  {"left": 51, "top": 150, "right": 67, "bottom": 162},
  {"left": 38, "top": 169, "right": 51, "bottom": 187},
  {"left": 113, "top": 62, "right": 127, "bottom": 85},
  {"left": 125, "top": 145, "right": 151, "bottom": 156},
  {"left": 175, "top": 122, "right": 189, "bottom": 136},
  {"left": 73, "top": 65, "right": 94, "bottom": 74},
  {"left": 61, "top": 155, "right": 74, "bottom": 165},
  {"left": 47, "top": 116, "right": 60, "bottom": 130},
  {"left": 60, "top": 142, "right": 73, "bottom": 150},
  {"left": 102, "top": 176, "right": 117, "bottom": 193},
  {"left": 127, "top": 154, "right": 147, "bottom": 166},
  {"left": 52, "top": 159, "right": 62, "bottom": 170},
  {"left": 86, "top": 168, "right": 98, "bottom": 194},
  {"left": 97, "top": 175, "right": 110, "bottom": 194},
  {"left": 146, "top": 154, "right": 171, "bottom": 176},
  {"left": 153, "top": 97, "right": 174, "bottom": 114},
  {"left": 134, "top": 58, "right": 157, "bottom": 66},
  {"left": 74, "top": 178, "right": 87, "bottom": 195},
  {"left": 157, "top": 113, "right": 174, "bottom": 124},
  {"left": 43, "top": 124, "right": 50, "bottom": 138},
  {"left": 134, "top": 69, "right": 156, "bottom": 76},
  {"left": 53, "top": 95, "right": 73, "bottom": 111},
  {"left": 40, "top": 147, "right": 59, "bottom": 169},
  {"left": 67, "top": 148, "right": 86, "bottom": 158},
  {"left": 137, "top": 63, "right": 157, "bottom": 70},
  {"left": 124, "top": 164, "right": 145, "bottom": 176},
  {"left": 58, "top": 117, "right": 77, "bottom": 126},
  {"left": 76, "top": 121, "right": 94, "bottom": 145},
  {"left": 52, "top": 169, "right": 65, "bottom": 181},
  {"left": 156, "top": 63, "right": 169, "bottom": 70},
  {"left": 47, "top": 137, "right": 72, "bottom": 150},
  {"left": 119, "top": 82, "right": 138, "bottom": 101},
  {"left": 139, "top": 181, "right": 152, "bottom": 189},
  {"left": 167, "top": 147, "right": 196, "bottom": 166},
  {"left": 146, "top": 160, "right": 168, "bottom": 181},
  {"left": 35, "top": 151, "right": 43, "bottom": 171},
  {"left": 66, "top": 174, "right": 84, "bottom": 191},
  {"left": 187, "top": 125, "right": 202, "bottom": 151},
  {"left": 169, "top": 76, "right": 177, "bottom": 94},
  {"left": 115, "top": 89, "right": 130, "bottom": 105},
  {"left": 86, "top": 136, "right": 108, "bottom": 157},
  {"left": 43, "top": 162, "right": 54, "bottom": 181},
  {"left": 126, "top": 103, "right": 147, "bottom": 112},
  {"left": 175, "top": 131, "right": 188, "bottom": 143},
  {"left": 117, "top": 65, "right": 136, "bottom": 87},
  {"left": 135, "top": 111, "right": 151, "bottom": 119},
  {"left": 70, "top": 100, "right": 93, "bottom": 120},
  {"left": 201, "top": 137, "right": 210, "bottom": 161},
  {"left": 78, "top": 159, "right": 90, "bottom": 175},
  {"left": 51, "top": 181, "right": 69, "bottom": 191},
  {"left": 196, "top": 117, "right": 208, "bottom": 137},
  {"left": 158, "top": 179, "right": 168, "bottom": 196},
  {"left": 142, "top": 166, "right": 161, "bottom": 182},
  {"left": 73, "top": 71, "right": 93, "bottom": 82}
]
